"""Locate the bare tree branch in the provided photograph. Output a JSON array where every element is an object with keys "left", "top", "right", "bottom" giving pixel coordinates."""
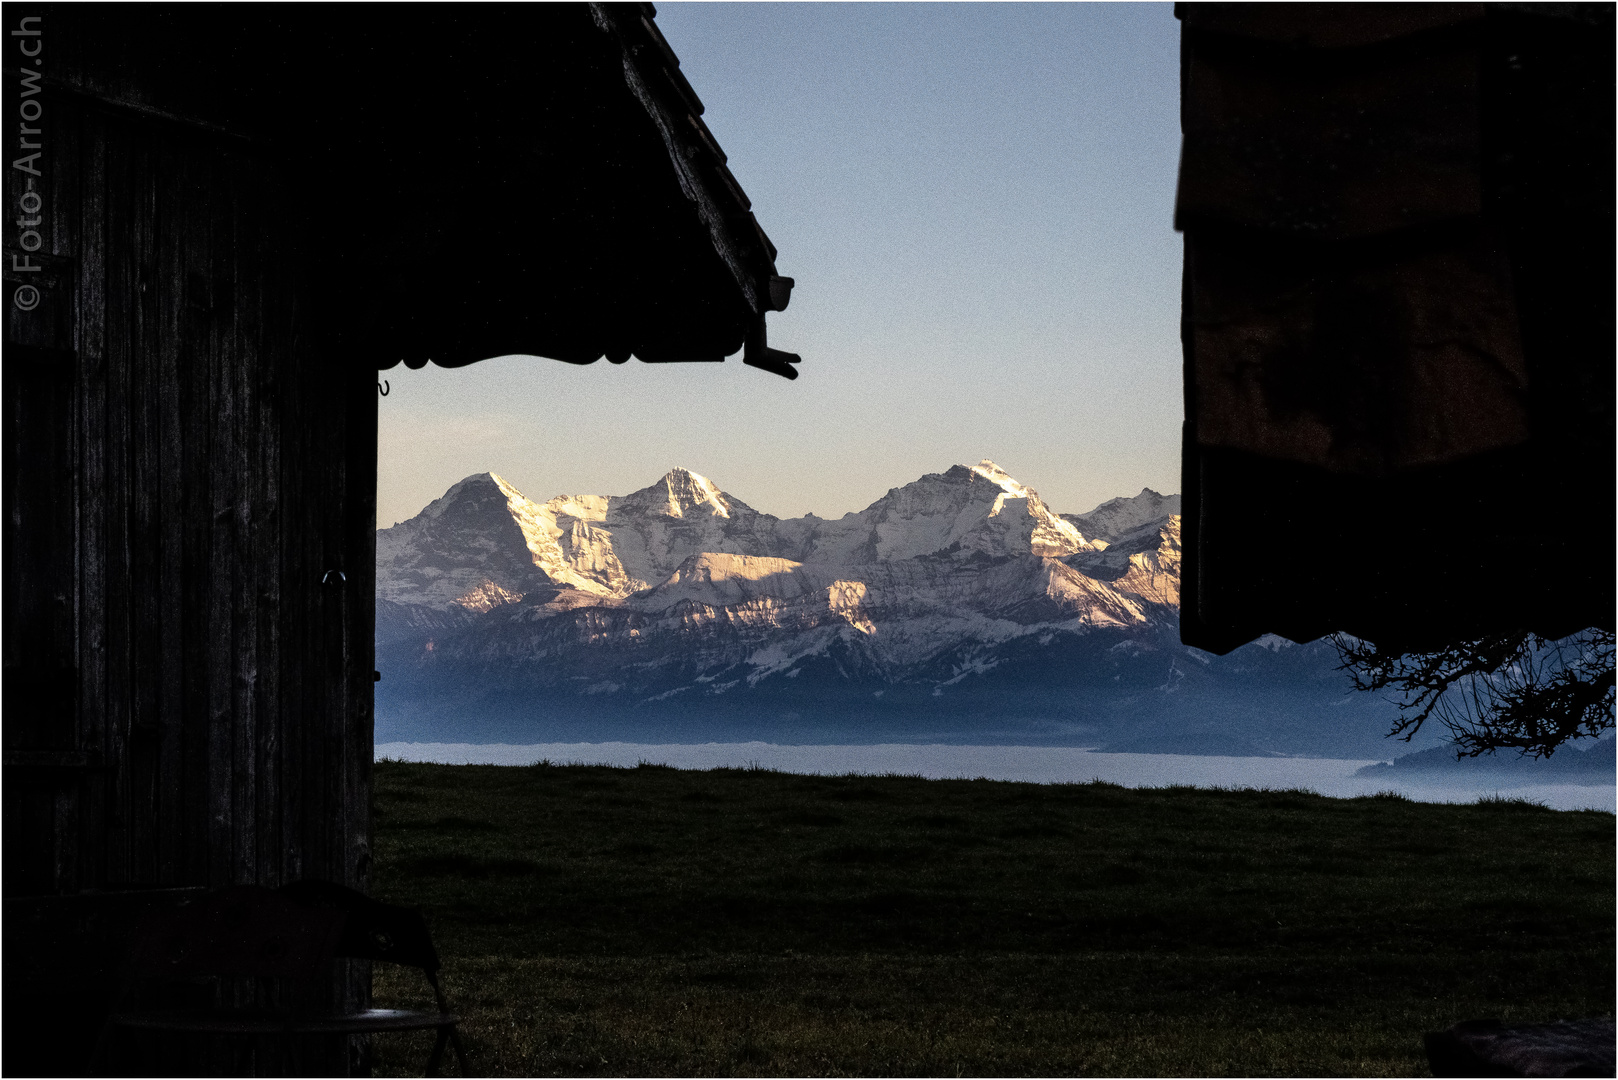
[{"left": 1330, "top": 628, "right": 1615, "bottom": 758}]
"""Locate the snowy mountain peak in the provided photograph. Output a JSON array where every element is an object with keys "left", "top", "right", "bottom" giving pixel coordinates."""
[
  {"left": 375, "top": 471, "right": 558, "bottom": 614},
  {"left": 1065, "top": 488, "right": 1183, "bottom": 546},
  {"left": 968, "top": 459, "right": 1030, "bottom": 497},
  {"left": 418, "top": 472, "right": 509, "bottom": 519},
  {"left": 785, "top": 461, "right": 1096, "bottom": 564},
  {"left": 620, "top": 467, "right": 734, "bottom": 520}
]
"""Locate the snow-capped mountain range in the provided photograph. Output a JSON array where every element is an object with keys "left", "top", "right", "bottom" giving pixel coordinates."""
[
  {"left": 375, "top": 462, "right": 1410, "bottom": 756},
  {"left": 378, "top": 460, "right": 1180, "bottom": 649}
]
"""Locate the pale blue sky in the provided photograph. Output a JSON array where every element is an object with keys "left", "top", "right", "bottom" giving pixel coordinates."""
[{"left": 377, "top": 2, "right": 1183, "bottom": 527}]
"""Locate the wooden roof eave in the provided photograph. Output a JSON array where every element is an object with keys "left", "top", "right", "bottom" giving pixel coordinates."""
[
  {"left": 30, "top": 6, "right": 802, "bottom": 378},
  {"left": 592, "top": 3, "right": 799, "bottom": 377}
]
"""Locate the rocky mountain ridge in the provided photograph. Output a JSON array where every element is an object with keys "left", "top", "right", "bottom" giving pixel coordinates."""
[
  {"left": 376, "top": 461, "right": 1183, "bottom": 649},
  {"left": 378, "top": 461, "right": 1146, "bottom": 605},
  {"left": 375, "top": 462, "right": 1407, "bottom": 757}
]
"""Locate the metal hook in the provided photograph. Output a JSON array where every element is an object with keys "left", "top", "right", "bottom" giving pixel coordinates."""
[{"left": 378, "top": 380, "right": 390, "bottom": 396}]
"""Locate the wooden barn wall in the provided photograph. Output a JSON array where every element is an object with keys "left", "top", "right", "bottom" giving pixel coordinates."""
[{"left": 3, "top": 90, "right": 376, "bottom": 900}]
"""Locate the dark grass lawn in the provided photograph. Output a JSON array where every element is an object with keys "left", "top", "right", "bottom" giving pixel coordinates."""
[{"left": 367, "top": 761, "right": 1614, "bottom": 1077}]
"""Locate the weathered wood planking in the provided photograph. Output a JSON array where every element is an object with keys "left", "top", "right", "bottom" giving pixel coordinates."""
[
  {"left": 4, "top": 91, "right": 375, "bottom": 899},
  {"left": 5, "top": 74, "right": 375, "bottom": 1073}
]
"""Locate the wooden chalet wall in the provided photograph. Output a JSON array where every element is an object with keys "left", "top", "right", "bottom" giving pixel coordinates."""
[
  {"left": 4, "top": 27, "right": 377, "bottom": 1069},
  {"left": 3, "top": 33, "right": 375, "bottom": 909}
]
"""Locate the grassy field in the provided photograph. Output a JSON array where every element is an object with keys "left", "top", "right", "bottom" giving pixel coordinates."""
[{"left": 367, "top": 761, "right": 1613, "bottom": 1077}]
